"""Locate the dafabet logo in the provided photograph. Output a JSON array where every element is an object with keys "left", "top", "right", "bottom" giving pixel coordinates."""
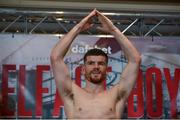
[{"left": 71, "top": 44, "right": 112, "bottom": 54}]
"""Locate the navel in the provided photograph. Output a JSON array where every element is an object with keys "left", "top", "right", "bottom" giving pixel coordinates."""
[{"left": 110, "top": 108, "right": 113, "bottom": 111}]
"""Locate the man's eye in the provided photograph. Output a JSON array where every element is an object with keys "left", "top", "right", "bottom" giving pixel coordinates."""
[
  {"left": 87, "top": 62, "right": 94, "bottom": 65},
  {"left": 86, "top": 61, "right": 106, "bottom": 66},
  {"left": 99, "top": 62, "right": 106, "bottom": 66}
]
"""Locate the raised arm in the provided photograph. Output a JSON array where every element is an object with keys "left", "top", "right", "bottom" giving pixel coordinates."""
[
  {"left": 50, "top": 9, "right": 96, "bottom": 98},
  {"left": 96, "top": 10, "right": 141, "bottom": 100}
]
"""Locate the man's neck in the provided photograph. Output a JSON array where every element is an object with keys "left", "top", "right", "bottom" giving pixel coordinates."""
[{"left": 84, "top": 80, "right": 104, "bottom": 94}]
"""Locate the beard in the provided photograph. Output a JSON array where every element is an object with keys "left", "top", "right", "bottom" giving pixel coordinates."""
[{"left": 85, "top": 70, "right": 106, "bottom": 84}]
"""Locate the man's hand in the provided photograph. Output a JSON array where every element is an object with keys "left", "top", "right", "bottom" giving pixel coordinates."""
[
  {"left": 76, "top": 9, "right": 96, "bottom": 32},
  {"left": 96, "top": 10, "right": 118, "bottom": 34}
]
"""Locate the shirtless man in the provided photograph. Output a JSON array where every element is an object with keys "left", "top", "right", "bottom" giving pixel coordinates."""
[{"left": 50, "top": 9, "right": 141, "bottom": 119}]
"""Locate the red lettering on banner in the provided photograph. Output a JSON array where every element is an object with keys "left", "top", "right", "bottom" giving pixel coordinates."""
[
  {"left": 164, "top": 68, "right": 180, "bottom": 118},
  {"left": 0, "top": 64, "right": 179, "bottom": 118},
  {"left": 128, "top": 69, "right": 144, "bottom": 118},
  {"left": 18, "top": 65, "right": 32, "bottom": 116},
  {"left": 52, "top": 90, "right": 63, "bottom": 117},
  {"left": 146, "top": 67, "right": 163, "bottom": 118},
  {"left": 1, "top": 64, "right": 16, "bottom": 116},
  {"left": 75, "top": 66, "right": 82, "bottom": 87},
  {"left": 35, "top": 65, "right": 50, "bottom": 117}
]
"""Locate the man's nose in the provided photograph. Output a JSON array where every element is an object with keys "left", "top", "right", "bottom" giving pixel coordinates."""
[{"left": 94, "top": 63, "right": 99, "bottom": 68}]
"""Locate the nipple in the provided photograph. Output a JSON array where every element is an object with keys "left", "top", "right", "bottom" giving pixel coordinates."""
[{"left": 78, "top": 107, "right": 82, "bottom": 111}]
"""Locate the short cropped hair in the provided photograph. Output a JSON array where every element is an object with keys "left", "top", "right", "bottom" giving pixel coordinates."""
[{"left": 83, "top": 48, "right": 108, "bottom": 64}]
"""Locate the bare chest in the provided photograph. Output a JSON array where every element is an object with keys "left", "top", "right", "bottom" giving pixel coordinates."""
[{"left": 72, "top": 91, "right": 117, "bottom": 118}]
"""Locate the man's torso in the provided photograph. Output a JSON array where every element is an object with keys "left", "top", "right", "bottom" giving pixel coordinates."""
[{"left": 63, "top": 83, "right": 125, "bottom": 119}]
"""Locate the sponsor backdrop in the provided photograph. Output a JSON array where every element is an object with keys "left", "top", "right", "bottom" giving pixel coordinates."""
[{"left": 0, "top": 34, "right": 179, "bottom": 119}]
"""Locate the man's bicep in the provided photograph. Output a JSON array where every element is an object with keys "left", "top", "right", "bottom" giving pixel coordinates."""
[
  {"left": 118, "top": 62, "right": 139, "bottom": 99},
  {"left": 51, "top": 61, "right": 72, "bottom": 97}
]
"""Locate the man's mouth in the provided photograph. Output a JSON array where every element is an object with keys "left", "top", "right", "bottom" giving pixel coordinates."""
[
  {"left": 92, "top": 71, "right": 101, "bottom": 74},
  {"left": 91, "top": 72, "right": 101, "bottom": 77}
]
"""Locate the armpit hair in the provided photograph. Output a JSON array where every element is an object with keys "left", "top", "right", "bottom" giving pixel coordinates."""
[{"left": 64, "top": 90, "right": 74, "bottom": 100}]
